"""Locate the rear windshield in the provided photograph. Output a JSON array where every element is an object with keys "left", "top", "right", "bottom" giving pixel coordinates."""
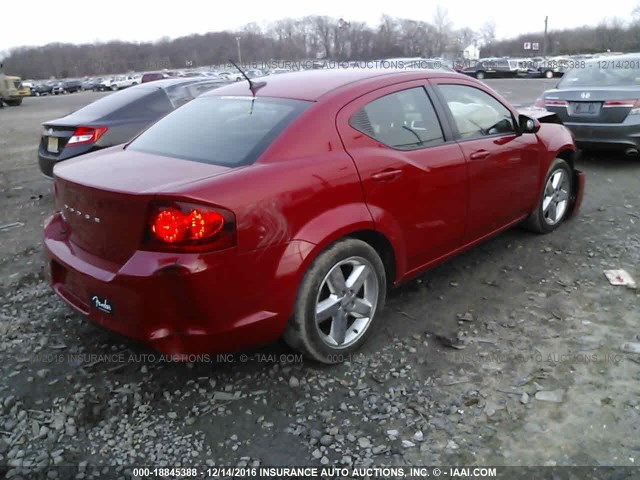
[
  {"left": 559, "top": 60, "right": 640, "bottom": 87},
  {"left": 127, "top": 96, "right": 311, "bottom": 166}
]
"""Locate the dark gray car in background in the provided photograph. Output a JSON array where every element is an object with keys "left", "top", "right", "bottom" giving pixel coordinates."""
[
  {"left": 535, "top": 53, "right": 640, "bottom": 156},
  {"left": 38, "top": 78, "right": 229, "bottom": 177}
]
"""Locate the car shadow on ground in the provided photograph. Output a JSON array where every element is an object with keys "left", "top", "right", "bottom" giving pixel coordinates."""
[{"left": 578, "top": 150, "right": 640, "bottom": 171}]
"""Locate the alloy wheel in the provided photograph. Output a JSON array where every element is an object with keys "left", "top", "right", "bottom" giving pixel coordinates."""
[
  {"left": 542, "top": 169, "right": 570, "bottom": 225},
  {"left": 314, "top": 256, "right": 379, "bottom": 348}
]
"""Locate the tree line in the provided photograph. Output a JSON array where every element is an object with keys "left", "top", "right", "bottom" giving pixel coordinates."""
[{"left": 2, "top": 11, "right": 640, "bottom": 80}]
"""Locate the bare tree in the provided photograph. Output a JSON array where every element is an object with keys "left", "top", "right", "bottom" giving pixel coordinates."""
[
  {"left": 480, "top": 20, "right": 496, "bottom": 46},
  {"left": 454, "top": 27, "right": 478, "bottom": 55},
  {"left": 375, "top": 15, "right": 402, "bottom": 58},
  {"left": 309, "top": 16, "right": 335, "bottom": 59},
  {"left": 4, "top": 13, "right": 640, "bottom": 79},
  {"left": 432, "top": 6, "right": 452, "bottom": 55}
]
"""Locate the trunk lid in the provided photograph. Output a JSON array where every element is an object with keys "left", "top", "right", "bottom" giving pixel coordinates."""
[
  {"left": 41, "top": 121, "right": 81, "bottom": 158},
  {"left": 544, "top": 86, "right": 640, "bottom": 124},
  {"left": 54, "top": 148, "right": 233, "bottom": 263}
]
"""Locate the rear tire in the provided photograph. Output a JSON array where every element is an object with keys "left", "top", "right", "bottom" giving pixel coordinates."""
[
  {"left": 283, "top": 239, "right": 386, "bottom": 364},
  {"left": 523, "top": 158, "right": 573, "bottom": 233},
  {"left": 545, "top": 70, "right": 554, "bottom": 79}
]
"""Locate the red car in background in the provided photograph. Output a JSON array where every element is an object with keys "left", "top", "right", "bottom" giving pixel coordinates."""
[{"left": 43, "top": 69, "right": 584, "bottom": 363}]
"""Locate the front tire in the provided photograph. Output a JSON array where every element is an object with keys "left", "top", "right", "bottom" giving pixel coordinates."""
[
  {"left": 523, "top": 158, "right": 573, "bottom": 233},
  {"left": 545, "top": 70, "right": 554, "bottom": 79},
  {"left": 476, "top": 71, "right": 485, "bottom": 79},
  {"left": 283, "top": 239, "right": 386, "bottom": 364}
]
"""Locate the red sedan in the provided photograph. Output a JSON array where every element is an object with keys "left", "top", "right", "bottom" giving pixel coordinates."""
[{"left": 43, "top": 69, "right": 584, "bottom": 363}]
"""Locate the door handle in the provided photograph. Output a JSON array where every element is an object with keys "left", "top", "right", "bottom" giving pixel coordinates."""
[
  {"left": 469, "top": 149, "right": 490, "bottom": 160},
  {"left": 371, "top": 168, "right": 403, "bottom": 182}
]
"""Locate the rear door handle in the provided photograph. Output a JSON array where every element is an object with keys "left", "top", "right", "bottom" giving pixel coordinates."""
[
  {"left": 469, "top": 149, "right": 490, "bottom": 160},
  {"left": 371, "top": 168, "right": 403, "bottom": 182}
]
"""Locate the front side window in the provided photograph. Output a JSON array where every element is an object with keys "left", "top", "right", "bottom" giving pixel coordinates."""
[
  {"left": 437, "top": 84, "right": 515, "bottom": 140},
  {"left": 349, "top": 87, "right": 445, "bottom": 150}
]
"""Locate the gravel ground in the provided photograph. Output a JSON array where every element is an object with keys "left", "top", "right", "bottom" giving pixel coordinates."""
[{"left": 0, "top": 81, "right": 639, "bottom": 479}]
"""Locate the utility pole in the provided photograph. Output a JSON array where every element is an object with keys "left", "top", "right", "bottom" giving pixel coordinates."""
[
  {"left": 543, "top": 16, "right": 548, "bottom": 57},
  {"left": 235, "top": 36, "right": 242, "bottom": 65}
]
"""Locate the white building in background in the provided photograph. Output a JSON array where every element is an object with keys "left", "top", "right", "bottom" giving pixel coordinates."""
[{"left": 463, "top": 43, "right": 480, "bottom": 60}]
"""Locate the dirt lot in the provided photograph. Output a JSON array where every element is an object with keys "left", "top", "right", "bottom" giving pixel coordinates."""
[{"left": 0, "top": 80, "right": 639, "bottom": 478}]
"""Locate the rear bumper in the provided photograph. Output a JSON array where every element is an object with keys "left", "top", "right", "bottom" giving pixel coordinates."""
[
  {"left": 43, "top": 213, "right": 307, "bottom": 356},
  {"left": 565, "top": 122, "right": 640, "bottom": 151}
]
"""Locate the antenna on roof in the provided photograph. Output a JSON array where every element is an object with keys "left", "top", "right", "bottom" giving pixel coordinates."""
[{"left": 228, "top": 59, "right": 266, "bottom": 96}]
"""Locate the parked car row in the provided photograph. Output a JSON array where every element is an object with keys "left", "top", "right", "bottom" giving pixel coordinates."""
[
  {"left": 453, "top": 52, "right": 627, "bottom": 80},
  {"left": 30, "top": 79, "right": 83, "bottom": 96}
]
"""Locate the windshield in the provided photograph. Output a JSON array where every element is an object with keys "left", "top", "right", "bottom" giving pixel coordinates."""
[
  {"left": 559, "top": 59, "right": 640, "bottom": 87},
  {"left": 127, "top": 96, "right": 311, "bottom": 167}
]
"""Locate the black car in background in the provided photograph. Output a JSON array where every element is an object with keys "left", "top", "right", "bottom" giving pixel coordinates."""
[
  {"left": 32, "top": 82, "right": 54, "bottom": 96},
  {"left": 52, "top": 80, "right": 82, "bottom": 94},
  {"left": 63, "top": 80, "right": 82, "bottom": 93},
  {"left": 38, "top": 78, "right": 230, "bottom": 177},
  {"left": 534, "top": 54, "right": 640, "bottom": 156},
  {"left": 460, "top": 58, "right": 520, "bottom": 79}
]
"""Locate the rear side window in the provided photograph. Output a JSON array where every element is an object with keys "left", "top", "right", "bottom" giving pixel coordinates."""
[
  {"left": 349, "top": 87, "right": 444, "bottom": 150},
  {"left": 127, "top": 96, "right": 310, "bottom": 166},
  {"left": 107, "top": 89, "right": 173, "bottom": 119},
  {"left": 70, "top": 86, "right": 156, "bottom": 118}
]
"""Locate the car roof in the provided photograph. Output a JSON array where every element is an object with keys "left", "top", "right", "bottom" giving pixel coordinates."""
[
  {"left": 585, "top": 52, "right": 640, "bottom": 63},
  {"left": 132, "top": 78, "right": 227, "bottom": 90},
  {"left": 203, "top": 68, "right": 462, "bottom": 101}
]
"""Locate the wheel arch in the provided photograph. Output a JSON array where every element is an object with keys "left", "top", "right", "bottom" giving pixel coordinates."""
[
  {"left": 344, "top": 230, "right": 396, "bottom": 291},
  {"left": 556, "top": 147, "right": 575, "bottom": 170},
  {"left": 288, "top": 201, "right": 406, "bottom": 287}
]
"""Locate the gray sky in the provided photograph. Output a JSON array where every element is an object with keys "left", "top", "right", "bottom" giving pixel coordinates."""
[{"left": 4, "top": 0, "right": 638, "bottom": 51}]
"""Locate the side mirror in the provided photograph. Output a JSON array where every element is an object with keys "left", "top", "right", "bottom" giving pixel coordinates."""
[{"left": 518, "top": 114, "right": 540, "bottom": 134}]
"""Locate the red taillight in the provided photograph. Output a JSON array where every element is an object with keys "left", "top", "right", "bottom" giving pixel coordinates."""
[
  {"left": 533, "top": 98, "right": 567, "bottom": 108},
  {"left": 67, "top": 126, "right": 108, "bottom": 146},
  {"left": 603, "top": 99, "right": 640, "bottom": 114},
  {"left": 143, "top": 201, "right": 235, "bottom": 252},
  {"left": 543, "top": 100, "right": 568, "bottom": 107}
]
